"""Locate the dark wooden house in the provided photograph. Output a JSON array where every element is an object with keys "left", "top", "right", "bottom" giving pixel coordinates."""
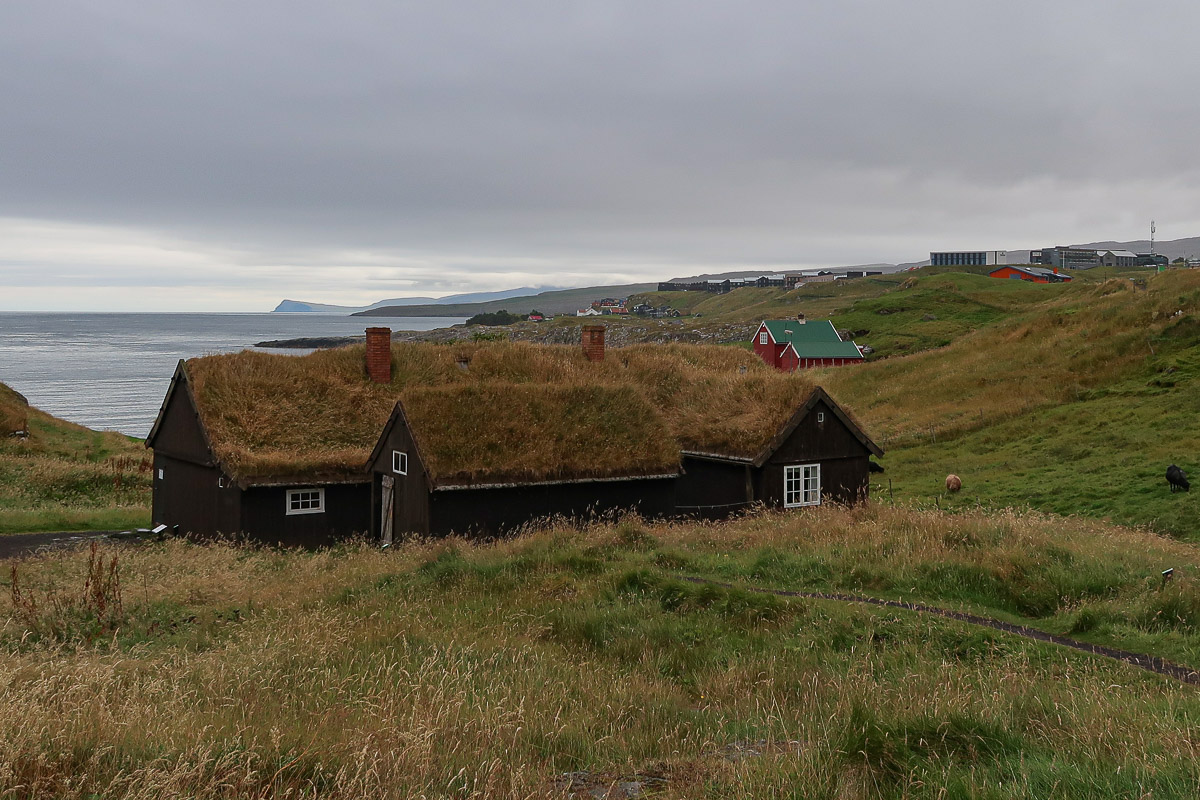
[
  {"left": 675, "top": 387, "right": 883, "bottom": 518},
  {"left": 148, "top": 325, "right": 882, "bottom": 546},
  {"left": 367, "top": 383, "right": 678, "bottom": 540},
  {"left": 145, "top": 360, "right": 372, "bottom": 547}
]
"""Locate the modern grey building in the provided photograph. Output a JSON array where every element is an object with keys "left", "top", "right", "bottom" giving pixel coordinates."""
[
  {"left": 1033, "top": 247, "right": 1102, "bottom": 270},
  {"left": 1097, "top": 249, "right": 1138, "bottom": 268},
  {"left": 929, "top": 251, "right": 1007, "bottom": 267}
]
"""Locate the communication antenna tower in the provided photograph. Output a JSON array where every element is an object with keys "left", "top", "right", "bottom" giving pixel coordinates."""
[{"left": 1151, "top": 220, "right": 1156, "bottom": 256}]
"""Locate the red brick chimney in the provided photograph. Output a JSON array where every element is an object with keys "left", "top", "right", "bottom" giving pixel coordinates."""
[
  {"left": 582, "top": 324, "right": 606, "bottom": 362},
  {"left": 365, "top": 327, "right": 392, "bottom": 383}
]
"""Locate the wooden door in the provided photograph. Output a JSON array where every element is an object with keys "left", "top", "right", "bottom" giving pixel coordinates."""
[{"left": 380, "top": 475, "right": 394, "bottom": 546}]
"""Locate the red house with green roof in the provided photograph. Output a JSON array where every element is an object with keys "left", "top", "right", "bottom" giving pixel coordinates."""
[{"left": 753, "top": 319, "right": 864, "bottom": 371}]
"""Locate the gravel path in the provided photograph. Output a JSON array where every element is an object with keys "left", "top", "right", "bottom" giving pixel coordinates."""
[
  {"left": 0, "top": 530, "right": 115, "bottom": 560},
  {"left": 683, "top": 576, "right": 1200, "bottom": 686}
]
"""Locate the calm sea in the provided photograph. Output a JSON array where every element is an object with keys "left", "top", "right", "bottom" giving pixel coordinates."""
[{"left": 0, "top": 313, "right": 465, "bottom": 437}]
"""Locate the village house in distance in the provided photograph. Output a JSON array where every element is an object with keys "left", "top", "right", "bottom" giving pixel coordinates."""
[
  {"left": 145, "top": 327, "right": 882, "bottom": 546},
  {"left": 989, "top": 265, "right": 1073, "bottom": 284},
  {"left": 753, "top": 319, "right": 865, "bottom": 371}
]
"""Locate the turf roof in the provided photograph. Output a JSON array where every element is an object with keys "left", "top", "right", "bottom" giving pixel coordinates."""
[
  {"left": 400, "top": 383, "right": 678, "bottom": 485},
  {"left": 179, "top": 340, "right": 825, "bottom": 483}
]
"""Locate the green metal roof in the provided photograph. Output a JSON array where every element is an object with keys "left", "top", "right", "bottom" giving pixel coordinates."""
[
  {"left": 762, "top": 319, "right": 863, "bottom": 359},
  {"left": 788, "top": 340, "right": 864, "bottom": 358}
]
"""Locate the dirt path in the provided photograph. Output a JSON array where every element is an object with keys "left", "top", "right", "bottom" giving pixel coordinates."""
[
  {"left": 682, "top": 577, "right": 1200, "bottom": 686},
  {"left": 0, "top": 531, "right": 114, "bottom": 560}
]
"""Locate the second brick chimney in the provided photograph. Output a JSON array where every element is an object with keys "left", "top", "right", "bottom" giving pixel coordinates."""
[
  {"left": 365, "top": 327, "right": 392, "bottom": 383},
  {"left": 582, "top": 324, "right": 606, "bottom": 362}
]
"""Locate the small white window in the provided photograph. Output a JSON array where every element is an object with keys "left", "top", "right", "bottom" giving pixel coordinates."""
[
  {"left": 759, "top": 331, "right": 769, "bottom": 345},
  {"left": 393, "top": 450, "right": 408, "bottom": 475},
  {"left": 157, "top": 468, "right": 164, "bottom": 480},
  {"left": 286, "top": 488, "right": 325, "bottom": 515},
  {"left": 816, "top": 412, "right": 825, "bottom": 424},
  {"left": 218, "top": 477, "right": 224, "bottom": 488},
  {"left": 784, "top": 464, "right": 821, "bottom": 508}
]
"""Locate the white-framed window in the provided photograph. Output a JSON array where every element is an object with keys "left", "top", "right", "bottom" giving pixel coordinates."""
[
  {"left": 157, "top": 468, "right": 164, "bottom": 480},
  {"left": 759, "top": 331, "right": 769, "bottom": 345},
  {"left": 393, "top": 450, "right": 408, "bottom": 475},
  {"left": 286, "top": 488, "right": 325, "bottom": 515},
  {"left": 784, "top": 464, "right": 821, "bottom": 508},
  {"left": 816, "top": 412, "right": 825, "bottom": 424}
]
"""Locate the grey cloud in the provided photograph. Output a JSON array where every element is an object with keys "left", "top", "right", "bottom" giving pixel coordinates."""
[{"left": 2, "top": 1, "right": 1199, "bottom": 309}]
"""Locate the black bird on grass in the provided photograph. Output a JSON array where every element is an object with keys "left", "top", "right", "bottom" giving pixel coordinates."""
[{"left": 1167, "top": 465, "right": 1190, "bottom": 492}]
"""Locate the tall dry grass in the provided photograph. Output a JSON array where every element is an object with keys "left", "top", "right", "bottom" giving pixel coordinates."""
[{"left": 3, "top": 507, "right": 1200, "bottom": 797}]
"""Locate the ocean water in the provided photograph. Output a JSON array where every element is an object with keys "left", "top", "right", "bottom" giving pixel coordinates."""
[{"left": 0, "top": 313, "right": 465, "bottom": 437}]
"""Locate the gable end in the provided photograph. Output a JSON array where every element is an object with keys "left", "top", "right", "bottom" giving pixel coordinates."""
[
  {"left": 751, "top": 387, "right": 883, "bottom": 467},
  {"left": 368, "top": 402, "right": 437, "bottom": 492},
  {"left": 145, "top": 360, "right": 219, "bottom": 467}
]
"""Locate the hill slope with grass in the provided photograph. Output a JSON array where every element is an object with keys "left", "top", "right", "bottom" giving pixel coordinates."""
[
  {"left": 0, "top": 381, "right": 150, "bottom": 534},
  {"left": 818, "top": 270, "right": 1200, "bottom": 536},
  {"left": 4, "top": 507, "right": 1200, "bottom": 798}
]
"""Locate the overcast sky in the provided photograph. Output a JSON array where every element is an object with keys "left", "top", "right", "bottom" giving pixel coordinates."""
[{"left": 2, "top": 1, "right": 1199, "bottom": 311}]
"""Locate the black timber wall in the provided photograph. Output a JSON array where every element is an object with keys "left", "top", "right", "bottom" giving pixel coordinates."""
[
  {"left": 149, "top": 377, "right": 211, "bottom": 463},
  {"left": 677, "top": 457, "right": 753, "bottom": 519},
  {"left": 151, "top": 454, "right": 239, "bottom": 536},
  {"left": 150, "top": 372, "right": 244, "bottom": 536},
  {"left": 756, "top": 456, "right": 869, "bottom": 506},
  {"left": 238, "top": 483, "right": 372, "bottom": 548},
  {"left": 427, "top": 477, "right": 677, "bottom": 538},
  {"left": 758, "top": 398, "right": 872, "bottom": 506}
]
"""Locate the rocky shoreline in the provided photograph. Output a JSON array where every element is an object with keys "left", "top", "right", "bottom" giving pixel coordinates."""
[{"left": 255, "top": 336, "right": 366, "bottom": 349}]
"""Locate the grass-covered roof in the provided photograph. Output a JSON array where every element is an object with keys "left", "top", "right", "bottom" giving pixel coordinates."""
[
  {"left": 182, "top": 340, "right": 821, "bottom": 483},
  {"left": 401, "top": 383, "right": 677, "bottom": 485}
]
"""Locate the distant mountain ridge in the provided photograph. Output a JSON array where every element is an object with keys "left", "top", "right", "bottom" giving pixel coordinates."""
[
  {"left": 1004, "top": 236, "right": 1199, "bottom": 265},
  {"left": 667, "top": 263, "right": 913, "bottom": 282},
  {"left": 277, "top": 264, "right": 924, "bottom": 315},
  {"left": 278, "top": 238, "right": 1199, "bottom": 317},
  {"left": 273, "top": 287, "right": 557, "bottom": 313},
  {"left": 1072, "top": 236, "right": 1200, "bottom": 262},
  {"left": 353, "top": 283, "right": 657, "bottom": 318}
]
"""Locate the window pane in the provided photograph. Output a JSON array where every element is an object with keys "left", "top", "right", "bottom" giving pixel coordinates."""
[{"left": 287, "top": 489, "right": 323, "bottom": 514}]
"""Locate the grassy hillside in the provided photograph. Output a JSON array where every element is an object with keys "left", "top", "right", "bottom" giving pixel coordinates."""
[
  {"left": 828, "top": 272, "right": 1062, "bottom": 358},
  {"left": 0, "top": 382, "right": 150, "bottom": 534},
  {"left": 632, "top": 266, "right": 1149, "bottom": 340},
  {"left": 632, "top": 274, "right": 909, "bottom": 323},
  {"left": 819, "top": 269, "right": 1200, "bottom": 536},
  {"left": 4, "top": 507, "right": 1200, "bottom": 798}
]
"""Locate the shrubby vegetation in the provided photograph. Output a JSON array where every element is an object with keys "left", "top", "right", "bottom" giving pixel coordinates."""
[{"left": 465, "top": 309, "right": 522, "bottom": 326}]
